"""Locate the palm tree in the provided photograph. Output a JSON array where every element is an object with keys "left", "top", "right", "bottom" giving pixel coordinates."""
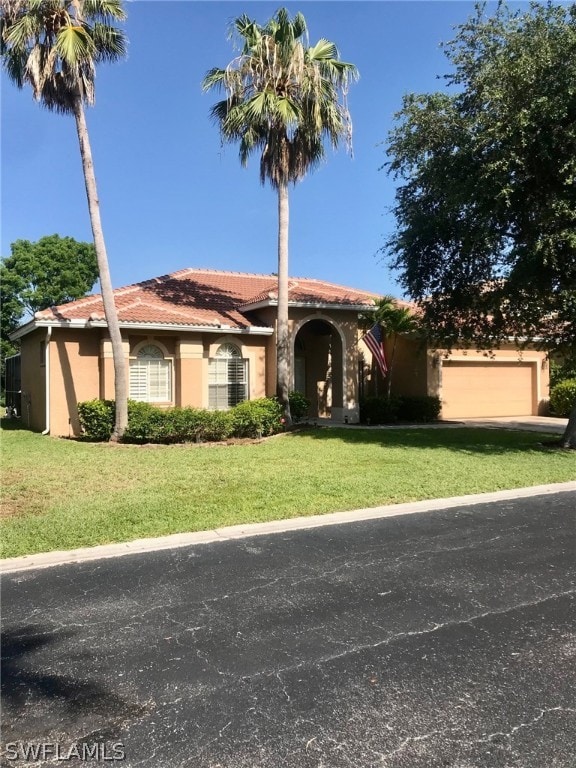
[
  {"left": 361, "top": 296, "right": 420, "bottom": 401},
  {"left": 1, "top": 0, "right": 128, "bottom": 439},
  {"left": 203, "top": 8, "right": 358, "bottom": 423}
]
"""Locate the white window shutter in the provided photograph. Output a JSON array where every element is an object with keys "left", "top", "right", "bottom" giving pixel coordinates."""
[
  {"left": 208, "top": 345, "right": 248, "bottom": 409},
  {"left": 129, "top": 346, "right": 172, "bottom": 402}
]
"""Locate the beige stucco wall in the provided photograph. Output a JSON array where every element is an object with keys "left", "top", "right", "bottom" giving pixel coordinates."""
[
  {"left": 100, "top": 336, "right": 129, "bottom": 402},
  {"left": 23, "top": 321, "right": 550, "bottom": 434},
  {"left": 254, "top": 307, "right": 279, "bottom": 399},
  {"left": 205, "top": 335, "right": 267, "bottom": 406},
  {"left": 176, "top": 337, "right": 204, "bottom": 408},
  {"left": 359, "top": 333, "right": 428, "bottom": 399},
  {"left": 359, "top": 335, "right": 549, "bottom": 419},
  {"left": 126, "top": 334, "right": 178, "bottom": 407},
  {"left": 23, "top": 308, "right": 365, "bottom": 435},
  {"left": 28, "top": 327, "right": 270, "bottom": 436},
  {"left": 50, "top": 329, "right": 103, "bottom": 436},
  {"left": 235, "top": 306, "right": 362, "bottom": 421},
  {"left": 385, "top": 336, "right": 428, "bottom": 398},
  {"left": 108, "top": 331, "right": 269, "bottom": 411},
  {"left": 19, "top": 330, "right": 47, "bottom": 432}
]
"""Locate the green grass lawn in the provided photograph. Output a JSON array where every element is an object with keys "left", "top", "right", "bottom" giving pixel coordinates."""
[{"left": 1, "top": 422, "right": 574, "bottom": 559}]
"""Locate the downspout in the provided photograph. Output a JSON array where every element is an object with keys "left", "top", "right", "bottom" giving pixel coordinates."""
[{"left": 41, "top": 327, "right": 52, "bottom": 435}]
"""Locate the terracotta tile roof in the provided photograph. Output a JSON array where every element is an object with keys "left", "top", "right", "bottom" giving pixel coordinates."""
[{"left": 34, "top": 268, "right": 380, "bottom": 329}]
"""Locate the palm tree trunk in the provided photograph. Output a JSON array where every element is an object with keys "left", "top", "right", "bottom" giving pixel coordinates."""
[
  {"left": 276, "top": 180, "right": 292, "bottom": 424},
  {"left": 560, "top": 404, "right": 576, "bottom": 448},
  {"left": 73, "top": 99, "right": 128, "bottom": 440}
]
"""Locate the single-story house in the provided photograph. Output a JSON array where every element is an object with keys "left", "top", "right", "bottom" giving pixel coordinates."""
[{"left": 11, "top": 268, "right": 550, "bottom": 436}]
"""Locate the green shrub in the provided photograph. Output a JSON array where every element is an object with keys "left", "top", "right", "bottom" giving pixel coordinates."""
[
  {"left": 359, "top": 396, "right": 401, "bottom": 424},
  {"left": 157, "top": 407, "right": 208, "bottom": 443},
  {"left": 123, "top": 401, "right": 167, "bottom": 443},
  {"left": 289, "top": 391, "right": 310, "bottom": 421},
  {"left": 230, "top": 398, "right": 283, "bottom": 438},
  {"left": 550, "top": 356, "right": 576, "bottom": 388},
  {"left": 549, "top": 379, "right": 576, "bottom": 418},
  {"left": 196, "top": 410, "right": 234, "bottom": 442},
  {"left": 397, "top": 395, "right": 441, "bottom": 423},
  {"left": 77, "top": 399, "right": 114, "bottom": 440},
  {"left": 160, "top": 407, "right": 194, "bottom": 442},
  {"left": 78, "top": 398, "right": 282, "bottom": 443},
  {"left": 124, "top": 405, "right": 234, "bottom": 443}
]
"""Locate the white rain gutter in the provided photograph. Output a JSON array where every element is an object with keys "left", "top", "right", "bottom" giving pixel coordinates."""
[
  {"left": 85, "top": 320, "right": 274, "bottom": 335},
  {"left": 41, "top": 326, "right": 52, "bottom": 435},
  {"left": 10, "top": 319, "right": 275, "bottom": 340},
  {"left": 9, "top": 318, "right": 90, "bottom": 341}
]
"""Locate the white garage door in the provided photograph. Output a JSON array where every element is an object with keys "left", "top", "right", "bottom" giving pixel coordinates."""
[{"left": 441, "top": 361, "right": 535, "bottom": 418}]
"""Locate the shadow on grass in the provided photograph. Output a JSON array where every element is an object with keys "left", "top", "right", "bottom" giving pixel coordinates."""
[
  {"left": 1, "top": 417, "right": 27, "bottom": 431},
  {"left": 2, "top": 419, "right": 568, "bottom": 457},
  {"left": 1, "top": 624, "right": 150, "bottom": 743},
  {"left": 285, "top": 426, "right": 565, "bottom": 456}
]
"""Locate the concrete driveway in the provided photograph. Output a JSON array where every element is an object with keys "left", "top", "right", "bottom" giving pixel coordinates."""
[
  {"left": 317, "top": 415, "right": 568, "bottom": 434},
  {"left": 2, "top": 488, "right": 575, "bottom": 767},
  {"left": 456, "top": 415, "right": 568, "bottom": 434}
]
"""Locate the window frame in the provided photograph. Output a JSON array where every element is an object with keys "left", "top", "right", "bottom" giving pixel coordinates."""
[
  {"left": 129, "top": 342, "right": 173, "bottom": 404},
  {"left": 208, "top": 343, "right": 249, "bottom": 410}
]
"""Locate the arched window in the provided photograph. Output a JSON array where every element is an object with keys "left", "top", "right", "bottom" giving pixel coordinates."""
[
  {"left": 209, "top": 343, "right": 248, "bottom": 409},
  {"left": 129, "top": 344, "right": 172, "bottom": 402}
]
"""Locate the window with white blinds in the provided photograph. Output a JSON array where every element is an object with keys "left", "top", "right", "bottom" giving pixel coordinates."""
[
  {"left": 209, "top": 344, "right": 248, "bottom": 409},
  {"left": 129, "top": 345, "right": 172, "bottom": 402}
]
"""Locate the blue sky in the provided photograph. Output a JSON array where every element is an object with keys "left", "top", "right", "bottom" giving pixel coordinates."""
[{"left": 3, "top": 1, "right": 489, "bottom": 297}]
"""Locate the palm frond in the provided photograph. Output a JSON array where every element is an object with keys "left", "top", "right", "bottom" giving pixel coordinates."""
[
  {"left": 202, "top": 67, "right": 226, "bottom": 92},
  {"left": 274, "top": 96, "right": 299, "bottom": 125},
  {"left": 204, "top": 7, "right": 357, "bottom": 188},
  {"left": 234, "top": 13, "right": 260, "bottom": 46},
  {"left": 1, "top": 0, "right": 126, "bottom": 112},
  {"left": 82, "top": 0, "right": 126, "bottom": 22},
  {"left": 55, "top": 24, "right": 95, "bottom": 65},
  {"left": 3, "top": 11, "right": 41, "bottom": 50},
  {"left": 39, "top": 70, "right": 77, "bottom": 111},
  {"left": 2, "top": 46, "right": 24, "bottom": 85},
  {"left": 209, "top": 97, "right": 231, "bottom": 125},
  {"left": 307, "top": 38, "right": 338, "bottom": 62},
  {"left": 291, "top": 12, "right": 307, "bottom": 40},
  {"left": 91, "top": 22, "right": 126, "bottom": 61},
  {"left": 239, "top": 125, "right": 265, "bottom": 167}
]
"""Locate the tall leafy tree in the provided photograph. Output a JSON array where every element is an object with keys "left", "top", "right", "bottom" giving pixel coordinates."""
[
  {"left": 1, "top": 0, "right": 128, "bottom": 439},
  {"left": 385, "top": 2, "right": 576, "bottom": 447},
  {"left": 1, "top": 234, "right": 98, "bottom": 365},
  {"left": 203, "top": 8, "right": 357, "bottom": 422}
]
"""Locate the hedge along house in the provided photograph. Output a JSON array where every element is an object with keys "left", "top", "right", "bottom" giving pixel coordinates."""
[{"left": 12, "top": 269, "right": 377, "bottom": 436}]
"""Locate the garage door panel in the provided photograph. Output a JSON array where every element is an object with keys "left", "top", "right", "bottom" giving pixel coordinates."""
[{"left": 441, "top": 361, "right": 534, "bottom": 418}]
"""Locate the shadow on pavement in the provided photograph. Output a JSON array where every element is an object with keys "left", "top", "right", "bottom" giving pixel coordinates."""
[{"left": 1, "top": 624, "right": 151, "bottom": 744}]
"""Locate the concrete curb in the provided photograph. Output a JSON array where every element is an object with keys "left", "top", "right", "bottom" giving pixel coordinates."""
[{"left": 2, "top": 481, "right": 575, "bottom": 574}]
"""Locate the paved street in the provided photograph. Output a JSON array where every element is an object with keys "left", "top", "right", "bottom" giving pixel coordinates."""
[{"left": 2, "top": 490, "right": 575, "bottom": 767}]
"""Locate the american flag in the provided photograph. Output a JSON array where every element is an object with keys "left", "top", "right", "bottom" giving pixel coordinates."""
[{"left": 362, "top": 323, "right": 388, "bottom": 377}]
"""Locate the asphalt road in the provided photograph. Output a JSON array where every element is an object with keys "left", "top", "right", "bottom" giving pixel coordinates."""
[{"left": 2, "top": 490, "right": 575, "bottom": 768}]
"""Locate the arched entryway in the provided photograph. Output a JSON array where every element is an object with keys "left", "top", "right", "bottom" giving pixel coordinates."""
[{"left": 292, "top": 318, "right": 344, "bottom": 420}]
